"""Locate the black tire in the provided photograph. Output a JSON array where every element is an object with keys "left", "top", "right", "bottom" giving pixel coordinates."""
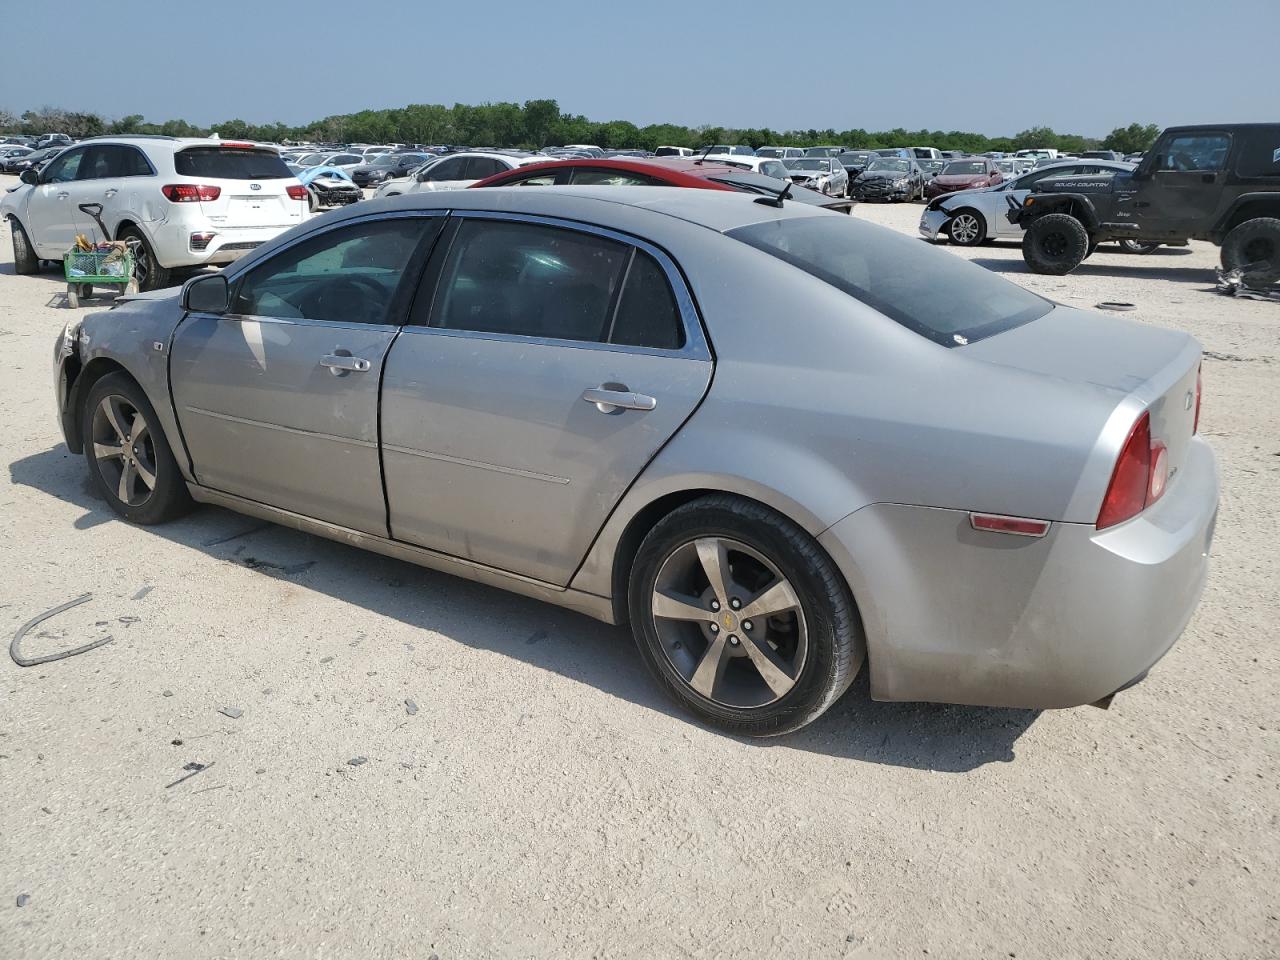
[
  {"left": 628, "top": 495, "right": 862, "bottom": 737},
  {"left": 1220, "top": 217, "right": 1280, "bottom": 274},
  {"left": 1022, "top": 213, "right": 1090, "bottom": 275},
  {"left": 119, "top": 227, "right": 171, "bottom": 292},
  {"left": 1118, "top": 238, "right": 1160, "bottom": 255},
  {"left": 81, "top": 371, "right": 193, "bottom": 525},
  {"left": 10, "top": 218, "right": 39, "bottom": 274},
  {"left": 308, "top": 188, "right": 319, "bottom": 214},
  {"left": 946, "top": 209, "right": 986, "bottom": 246}
]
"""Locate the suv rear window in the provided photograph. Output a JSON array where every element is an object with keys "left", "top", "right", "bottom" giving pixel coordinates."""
[
  {"left": 728, "top": 216, "right": 1051, "bottom": 346},
  {"left": 174, "top": 147, "right": 292, "bottom": 180}
]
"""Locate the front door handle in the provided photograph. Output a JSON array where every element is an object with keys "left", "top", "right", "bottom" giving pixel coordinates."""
[
  {"left": 320, "top": 354, "right": 371, "bottom": 375},
  {"left": 56, "top": 191, "right": 70, "bottom": 200},
  {"left": 582, "top": 385, "right": 657, "bottom": 414},
  {"left": 104, "top": 188, "right": 118, "bottom": 198}
]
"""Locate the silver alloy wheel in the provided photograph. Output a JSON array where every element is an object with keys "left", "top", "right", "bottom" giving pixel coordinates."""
[
  {"left": 651, "top": 537, "right": 808, "bottom": 708},
  {"left": 91, "top": 395, "right": 158, "bottom": 507},
  {"left": 950, "top": 213, "right": 981, "bottom": 244}
]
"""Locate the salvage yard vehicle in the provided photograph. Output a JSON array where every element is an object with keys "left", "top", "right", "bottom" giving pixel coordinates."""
[
  {"left": 919, "top": 159, "right": 1137, "bottom": 247},
  {"left": 349, "top": 152, "right": 433, "bottom": 187},
  {"left": 3, "top": 136, "right": 308, "bottom": 290},
  {"left": 290, "top": 165, "right": 362, "bottom": 211},
  {"left": 469, "top": 157, "right": 854, "bottom": 212},
  {"left": 52, "top": 186, "right": 1217, "bottom": 735},
  {"left": 785, "top": 157, "right": 848, "bottom": 196},
  {"left": 372, "top": 152, "right": 547, "bottom": 197},
  {"left": 1012, "top": 124, "right": 1280, "bottom": 275},
  {"left": 848, "top": 156, "right": 924, "bottom": 201},
  {"left": 924, "top": 157, "right": 1005, "bottom": 200}
]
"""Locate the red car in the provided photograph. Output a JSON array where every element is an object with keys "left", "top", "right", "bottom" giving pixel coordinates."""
[
  {"left": 470, "top": 156, "right": 854, "bottom": 212},
  {"left": 924, "top": 158, "right": 1005, "bottom": 200}
]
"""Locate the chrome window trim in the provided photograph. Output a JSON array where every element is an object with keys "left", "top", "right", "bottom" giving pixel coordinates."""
[
  {"left": 413, "top": 209, "right": 711, "bottom": 362},
  {"left": 213, "top": 314, "right": 401, "bottom": 335}
]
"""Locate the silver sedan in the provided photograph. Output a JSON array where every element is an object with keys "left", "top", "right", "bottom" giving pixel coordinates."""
[{"left": 51, "top": 187, "right": 1218, "bottom": 735}]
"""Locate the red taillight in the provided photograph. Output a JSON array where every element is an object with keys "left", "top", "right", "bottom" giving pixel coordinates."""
[
  {"left": 162, "top": 183, "right": 220, "bottom": 202},
  {"left": 286, "top": 184, "right": 309, "bottom": 201},
  {"left": 1194, "top": 363, "right": 1202, "bottom": 434},
  {"left": 1097, "top": 412, "right": 1160, "bottom": 529}
]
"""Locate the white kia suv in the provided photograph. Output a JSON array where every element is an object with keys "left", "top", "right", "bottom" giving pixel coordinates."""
[{"left": 2, "top": 136, "right": 309, "bottom": 289}]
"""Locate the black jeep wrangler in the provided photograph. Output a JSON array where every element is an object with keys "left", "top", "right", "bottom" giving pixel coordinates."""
[{"left": 1009, "top": 123, "right": 1280, "bottom": 275}]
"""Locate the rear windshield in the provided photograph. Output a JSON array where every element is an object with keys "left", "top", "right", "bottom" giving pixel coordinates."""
[
  {"left": 728, "top": 216, "right": 1051, "bottom": 346},
  {"left": 174, "top": 147, "right": 293, "bottom": 180}
]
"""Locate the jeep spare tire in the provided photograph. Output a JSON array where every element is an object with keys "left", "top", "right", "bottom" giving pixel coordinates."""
[
  {"left": 1022, "top": 213, "right": 1090, "bottom": 275},
  {"left": 1221, "top": 217, "right": 1280, "bottom": 274}
]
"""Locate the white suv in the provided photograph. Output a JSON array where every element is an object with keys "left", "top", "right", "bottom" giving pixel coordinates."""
[{"left": 2, "top": 136, "right": 309, "bottom": 289}]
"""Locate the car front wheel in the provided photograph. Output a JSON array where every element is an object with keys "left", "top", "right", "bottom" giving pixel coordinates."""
[
  {"left": 81, "top": 372, "right": 193, "bottom": 525},
  {"left": 946, "top": 209, "right": 986, "bottom": 246},
  {"left": 628, "top": 495, "right": 862, "bottom": 736},
  {"left": 1022, "top": 213, "right": 1090, "bottom": 275}
]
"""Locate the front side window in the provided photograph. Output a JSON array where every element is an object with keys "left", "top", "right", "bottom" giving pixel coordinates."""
[
  {"left": 431, "top": 219, "right": 628, "bottom": 343},
  {"left": 232, "top": 218, "right": 429, "bottom": 325},
  {"left": 729, "top": 215, "right": 1051, "bottom": 347},
  {"left": 43, "top": 148, "right": 84, "bottom": 183},
  {"left": 1154, "top": 135, "right": 1230, "bottom": 172}
]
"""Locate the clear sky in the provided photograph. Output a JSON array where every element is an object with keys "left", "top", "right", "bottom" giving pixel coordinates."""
[{"left": 5, "top": 0, "right": 1276, "bottom": 137}]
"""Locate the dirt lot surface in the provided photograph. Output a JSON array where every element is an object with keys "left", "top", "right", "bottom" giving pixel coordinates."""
[{"left": 2, "top": 177, "right": 1277, "bottom": 959}]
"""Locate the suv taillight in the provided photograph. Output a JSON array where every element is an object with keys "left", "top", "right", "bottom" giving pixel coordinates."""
[
  {"left": 286, "top": 184, "right": 309, "bottom": 201},
  {"left": 1097, "top": 412, "right": 1169, "bottom": 529},
  {"left": 162, "top": 184, "right": 220, "bottom": 202}
]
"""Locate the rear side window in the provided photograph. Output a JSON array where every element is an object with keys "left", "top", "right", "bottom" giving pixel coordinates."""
[
  {"left": 175, "top": 147, "right": 292, "bottom": 180},
  {"left": 729, "top": 216, "right": 1051, "bottom": 346},
  {"left": 431, "top": 219, "right": 628, "bottom": 342},
  {"left": 609, "top": 251, "right": 685, "bottom": 350},
  {"left": 1235, "top": 134, "right": 1280, "bottom": 178}
]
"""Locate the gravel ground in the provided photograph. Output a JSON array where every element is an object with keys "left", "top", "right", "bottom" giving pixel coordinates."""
[{"left": 1, "top": 179, "right": 1277, "bottom": 960}]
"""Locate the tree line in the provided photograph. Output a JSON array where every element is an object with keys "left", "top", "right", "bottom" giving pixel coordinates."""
[{"left": 0, "top": 102, "right": 1162, "bottom": 155}]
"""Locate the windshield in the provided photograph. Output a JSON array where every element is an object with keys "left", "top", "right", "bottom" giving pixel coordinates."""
[
  {"left": 942, "top": 161, "right": 986, "bottom": 176},
  {"left": 792, "top": 159, "right": 828, "bottom": 170},
  {"left": 727, "top": 216, "right": 1051, "bottom": 346},
  {"left": 867, "top": 159, "right": 909, "bottom": 173},
  {"left": 174, "top": 147, "right": 292, "bottom": 180},
  {"left": 371, "top": 155, "right": 398, "bottom": 166},
  {"left": 919, "top": 160, "right": 944, "bottom": 173}
]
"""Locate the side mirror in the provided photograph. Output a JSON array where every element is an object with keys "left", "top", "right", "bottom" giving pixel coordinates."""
[
  {"left": 20, "top": 168, "right": 39, "bottom": 185},
  {"left": 182, "top": 274, "right": 229, "bottom": 314}
]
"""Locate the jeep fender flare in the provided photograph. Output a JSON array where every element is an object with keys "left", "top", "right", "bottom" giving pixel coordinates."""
[
  {"left": 1212, "top": 192, "right": 1280, "bottom": 242},
  {"left": 1021, "top": 193, "right": 1102, "bottom": 232}
]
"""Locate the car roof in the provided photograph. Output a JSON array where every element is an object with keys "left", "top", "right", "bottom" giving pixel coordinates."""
[
  {"left": 472, "top": 156, "right": 750, "bottom": 189},
  {"left": 321, "top": 184, "right": 830, "bottom": 236}
]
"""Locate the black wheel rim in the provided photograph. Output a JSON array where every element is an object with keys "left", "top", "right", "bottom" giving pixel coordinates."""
[
  {"left": 1243, "top": 236, "right": 1276, "bottom": 264},
  {"left": 91, "top": 395, "right": 158, "bottom": 507},
  {"left": 1042, "top": 231, "right": 1069, "bottom": 258},
  {"left": 650, "top": 537, "right": 807, "bottom": 709}
]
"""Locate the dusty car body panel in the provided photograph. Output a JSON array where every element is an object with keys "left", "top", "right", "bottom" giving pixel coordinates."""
[{"left": 52, "top": 186, "right": 1218, "bottom": 712}]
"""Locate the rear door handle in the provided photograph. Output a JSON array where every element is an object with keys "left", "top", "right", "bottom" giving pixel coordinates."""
[
  {"left": 582, "top": 385, "right": 657, "bottom": 413},
  {"left": 320, "top": 354, "right": 371, "bottom": 374},
  {"left": 104, "top": 188, "right": 118, "bottom": 198}
]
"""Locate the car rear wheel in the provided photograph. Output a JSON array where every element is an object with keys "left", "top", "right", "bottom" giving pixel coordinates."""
[
  {"left": 119, "top": 227, "right": 171, "bottom": 292},
  {"left": 81, "top": 372, "right": 193, "bottom": 525},
  {"left": 1022, "top": 213, "right": 1090, "bottom": 275},
  {"left": 946, "top": 210, "right": 986, "bottom": 246},
  {"left": 1221, "top": 217, "right": 1280, "bottom": 274},
  {"left": 10, "top": 218, "right": 39, "bottom": 274},
  {"left": 628, "top": 495, "right": 862, "bottom": 736}
]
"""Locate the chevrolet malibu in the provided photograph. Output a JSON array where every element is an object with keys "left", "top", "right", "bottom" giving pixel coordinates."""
[{"left": 50, "top": 187, "right": 1218, "bottom": 736}]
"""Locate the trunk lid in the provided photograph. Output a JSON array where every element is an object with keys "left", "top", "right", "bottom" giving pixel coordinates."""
[
  {"left": 966, "top": 305, "right": 1201, "bottom": 492},
  {"left": 172, "top": 145, "right": 304, "bottom": 228}
]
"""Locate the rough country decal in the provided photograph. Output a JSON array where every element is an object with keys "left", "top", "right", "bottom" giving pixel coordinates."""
[{"left": 1045, "top": 180, "right": 1112, "bottom": 190}]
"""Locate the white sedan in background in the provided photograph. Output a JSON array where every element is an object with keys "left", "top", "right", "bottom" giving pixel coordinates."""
[
  {"left": 704, "top": 154, "right": 794, "bottom": 182},
  {"left": 919, "top": 159, "right": 1137, "bottom": 247},
  {"left": 373, "top": 152, "right": 550, "bottom": 197},
  {"left": 783, "top": 157, "right": 849, "bottom": 196}
]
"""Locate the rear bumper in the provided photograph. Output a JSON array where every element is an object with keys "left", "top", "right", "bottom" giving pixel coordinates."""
[
  {"left": 819, "top": 437, "right": 1219, "bottom": 709},
  {"left": 148, "top": 220, "right": 302, "bottom": 268}
]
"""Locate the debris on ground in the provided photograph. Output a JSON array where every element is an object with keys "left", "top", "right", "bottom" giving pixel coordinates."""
[
  {"left": 1216, "top": 262, "right": 1280, "bottom": 301},
  {"left": 16, "top": 894, "right": 30, "bottom": 908},
  {"left": 405, "top": 699, "right": 419, "bottom": 716},
  {"left": 347, "top": 756, "right": 368, "bottom": 766},
  {"left": 1095, "top": 301, "right": 1137, "bottom": 311},
  {"left": 10, "top": 593, "right": 114, "bottom": 667},
  {"left": 171, "top": 739, "right": 183, "bottom": 746},
  {"left": 162, "top": 690, "right": 173, "bottom": 697},
  {"left": 320, "top": 656, "right": 334, "bottom": 664},
  {"left": 236, "top": 556, "right": 316, "bottom": 576},
  {"left": 131, "top": 586, "right": 154, "bottom": 601},
  {"left": 165, "top": 761, "right": 215, "bottom": 789},
  {"left": 218, "top": 706, "right": 244, "bottom": 720}
]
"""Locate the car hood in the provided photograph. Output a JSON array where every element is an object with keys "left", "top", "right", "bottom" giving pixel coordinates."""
[{"left": 933, "top": 174, "right": 987, "bottom": 186}]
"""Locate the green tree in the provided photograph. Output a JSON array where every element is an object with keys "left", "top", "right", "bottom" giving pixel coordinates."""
[
  {"left": 521, "top": 99, "right": 560, "bottom": 147},
  {"left": 1102, "top": 122, "right": 1161, "bottom": 154}
]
